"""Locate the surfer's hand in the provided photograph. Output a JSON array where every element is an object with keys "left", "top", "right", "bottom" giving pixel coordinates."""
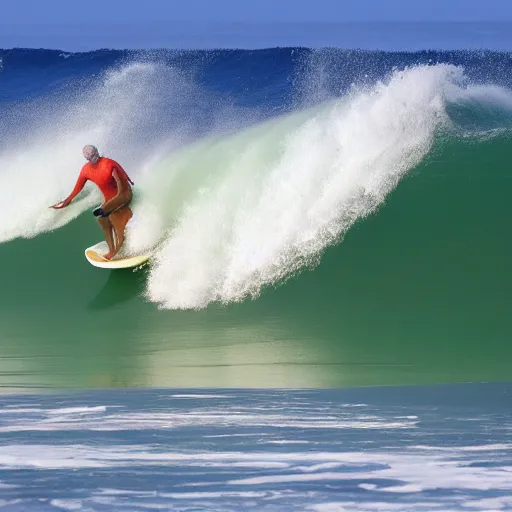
[{"left": 50, "top": 201, "right": 67, "bottom": 209}]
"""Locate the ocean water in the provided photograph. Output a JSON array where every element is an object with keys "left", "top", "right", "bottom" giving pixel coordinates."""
[
  {"left": 1, "top": 383, "right": 511, "bottom": 511},
  {"left": 0, "top": 45, "right": 511, "bottom": 390},
  {"left": 1, "top": 24, "right": 512, "bottom": 510}
]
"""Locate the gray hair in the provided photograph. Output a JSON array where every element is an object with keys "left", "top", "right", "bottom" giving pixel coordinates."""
[
  {"left": 83, "top": 145, "right": 100, "bottom": 164},
  {"left": 83, "top": 145, "right": 99, "bottom": 158}
]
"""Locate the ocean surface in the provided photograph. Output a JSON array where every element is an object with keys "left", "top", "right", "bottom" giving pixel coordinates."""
[
  {"left": 0, "top": 24, "right": 512, "bottom": 510},
  {"left": 0, "top": 44, "right": 511, "bottom": 390},
  {"left": 1, "top": 383, "right": 512, "bottom": 511}
]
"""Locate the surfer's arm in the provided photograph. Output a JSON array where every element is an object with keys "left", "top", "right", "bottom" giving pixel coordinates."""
[
  {"left": 112, "top": 168, "right": 132, "bottom": 197},
  {"left": 51, "top": 170, "right": 88, "bottom": 209},
  {"left": 113, "top": 162, "right": 134, "bottom": 186}
]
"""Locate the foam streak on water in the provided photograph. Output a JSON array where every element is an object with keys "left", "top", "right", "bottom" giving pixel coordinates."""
[{"left": 0, "top": 384, "right": 511, "bottom": 511}]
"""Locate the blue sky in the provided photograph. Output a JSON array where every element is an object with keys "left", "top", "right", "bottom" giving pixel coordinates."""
[
  {"left": 1, "top": 0, "right": 511, "bottom": 51},
  {"left": 3, "top": 0, "right": 511, "bottom": 23}
]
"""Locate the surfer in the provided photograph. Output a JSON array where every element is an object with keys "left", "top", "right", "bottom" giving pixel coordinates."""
[{"left": 50, "top": 145, "right": 134, "bottom": 260}]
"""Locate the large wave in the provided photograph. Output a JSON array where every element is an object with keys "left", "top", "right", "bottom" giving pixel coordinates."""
[
  {"left": 1, "top": 55, "right": 512, "bottom": 310},
  {"left": 142, "top": 63, "right": 512, "bottom": 309}
]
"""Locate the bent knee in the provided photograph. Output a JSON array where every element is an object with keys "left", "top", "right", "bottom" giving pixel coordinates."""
[{"left": 109, "top": 209, "right": 132, "bottom": 228}]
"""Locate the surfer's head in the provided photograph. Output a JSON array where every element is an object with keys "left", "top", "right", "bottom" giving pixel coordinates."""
[{"left": 83, "top": 145, "right": 100, "bottom": 164}]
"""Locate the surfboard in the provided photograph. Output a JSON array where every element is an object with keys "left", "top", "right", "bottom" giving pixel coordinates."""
[{"left": 85, "top": 242, "right": 151, "bottom": 269}]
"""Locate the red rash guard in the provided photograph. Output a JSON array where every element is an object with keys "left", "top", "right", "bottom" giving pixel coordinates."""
[{"left": 66, "top": 157, "right": 134, "bottom": 203}]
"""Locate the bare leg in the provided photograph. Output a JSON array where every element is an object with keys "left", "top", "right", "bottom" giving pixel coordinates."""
[
  {"left": 97, "top": 216, "right": 116, "bottom": 259},
  {"left": 106, "top": 205, "right": 133, "bottom": 259}
]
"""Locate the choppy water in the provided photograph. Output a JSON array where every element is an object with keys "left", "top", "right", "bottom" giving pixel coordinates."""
[{"left": 0, "top": 383, "right": 511, "bottom": 511}]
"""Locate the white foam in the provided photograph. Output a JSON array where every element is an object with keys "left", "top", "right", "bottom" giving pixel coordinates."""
[
  {"left": 267, "top": 440, "right": 311, "bottom": 444},
  {"left": 5, "top": 403, "right": 42, "bottom": 408},
  {"left": 0, "top": 443, "right": 511, "bottom": 510},
  {"left": 411, "top": 444, "right": 512, "bottom": 452},
  {"left": 0, "top": 444, "right": 509, "bottom": 496},
  {"left": 0, "top": 446, "right": 365, "bottom": 469},
  {"left": 0, "top": 408, "right": 416, "bottom": 432},
  {"left": 359, "top": 483, "right": 378, "bottom": 490},
  {"left": 464, "top": 497, "right": 512, "bottom": 509},
  {"left": 158, "top": 491, "right": 267, "bottom": 499},
  {"left": 295, "top": 462, "right": 348, "bottom": 472},
  {"left": 203, "top": 433, "right": 270, "bottom": 438},
  {"left": 308, "top": 505, "right": 350, "bottom": 512},
  {"left": 379, "top": 484, "right": 424, "bottom": 493},
  {"left": 0, "top": 61, "right": 203, "bottom": 245},
  {"left": 0, "top": 482, "right": 18, "bottom": 489},
  {"left": 144, "top": 64, "right": 476, "bottom": 309},
  {"left": 0, "top": 500, "right": 22, "bottom": 508},
  {"left": 50, "top": 500, "right": 83, "bottom": 511},
  {"left": 46, "top": 406, "right": 107, "bottom": 415},
  {"left": 0, "top": 408, "right": 45, "bottom": 414},
  {"left": 91, "top": 501, "right": 168, "bottom": 510},
  {"left": 229, "top": 471, "right": 373, "bottom": 485},
  {"left": 169, "top": 394, "right": 232, "bottom": 399},
  {"left": 308, "top": 503, "right": 457, "bottom": 512}
]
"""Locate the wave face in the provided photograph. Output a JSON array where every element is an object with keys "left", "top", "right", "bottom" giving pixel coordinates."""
[{"left": 1, "top": 49, "right": 512, "bottom": 311}]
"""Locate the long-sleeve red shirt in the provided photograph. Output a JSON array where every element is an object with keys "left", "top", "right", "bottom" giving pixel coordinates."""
[{"left": 66, "top": 157, "right": 134, "bottom": 203}]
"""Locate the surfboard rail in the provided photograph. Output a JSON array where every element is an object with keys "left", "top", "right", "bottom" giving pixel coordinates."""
[{"left": 85, "top": 242, "right": 151, "bottom": 269}]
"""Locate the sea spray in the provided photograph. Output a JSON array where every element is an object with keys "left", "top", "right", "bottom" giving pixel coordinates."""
[
  {"left": 144, "top": 64, "right": 462, "bottom": 309},
  {"left": 0, "top": 60, "right": 222, "bottom": 243}
]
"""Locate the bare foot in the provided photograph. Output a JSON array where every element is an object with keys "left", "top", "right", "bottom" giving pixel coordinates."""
[{"left": 103, "top": 251, "right": 114, "bottom": 260}]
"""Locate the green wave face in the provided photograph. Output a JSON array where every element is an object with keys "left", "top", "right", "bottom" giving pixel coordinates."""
[{"left": 1, "top": 134, "right": 510, "bottom": 392}]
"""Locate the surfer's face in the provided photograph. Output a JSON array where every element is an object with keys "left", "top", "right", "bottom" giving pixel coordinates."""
[{"left": 83, "top": 147, "right": 100, "bottom": 164}]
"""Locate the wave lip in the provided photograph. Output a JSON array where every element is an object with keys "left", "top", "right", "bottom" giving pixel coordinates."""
[{"left": 145, "top": 64, "right": 461, "bottom": 309}]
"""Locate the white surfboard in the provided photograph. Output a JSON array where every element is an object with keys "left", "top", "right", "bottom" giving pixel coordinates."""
[{"left": 85, "top": 241, "right": 151, "bottom": 269}]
